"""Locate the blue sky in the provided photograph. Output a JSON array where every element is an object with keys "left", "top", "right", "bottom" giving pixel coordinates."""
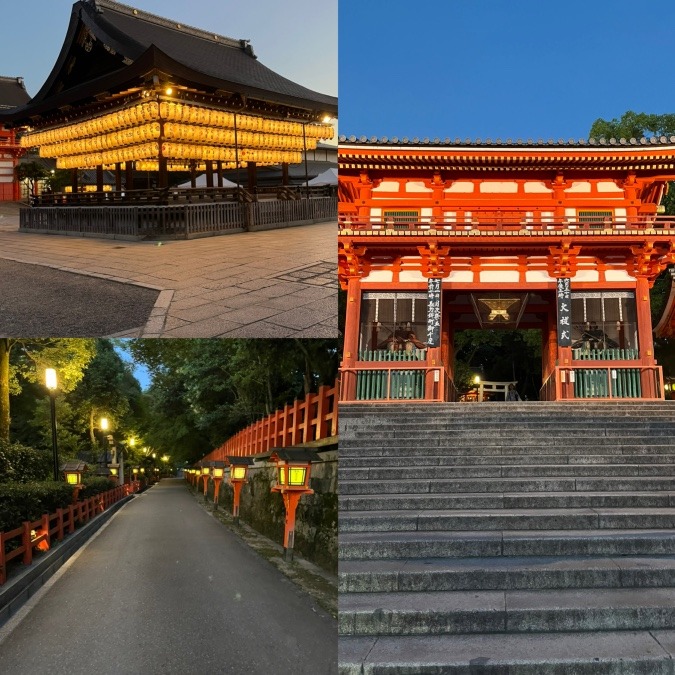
[
  {"left": 115, "top": 342, "right": 151, "bottom": 390},
  {"left": 1, "top": 0, "right": 336, "bottom": 100},
  {"left": 339, "top": 0, "right": 675, "bottom": 140}
]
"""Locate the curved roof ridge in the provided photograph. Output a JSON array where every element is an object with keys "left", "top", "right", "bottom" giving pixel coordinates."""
[
  {"left": 90, "top": 0, "right": 249, "bottom": 53},
  {"left": 339, "top": 134, "right": 675, "bottom": 148}
]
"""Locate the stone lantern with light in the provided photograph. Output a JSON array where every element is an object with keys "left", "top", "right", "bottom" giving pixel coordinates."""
[
  {"left": 226, "top": 456, "right": 253, "bottom": 524},
  {"left": 61, "top": 460, "right": 88, "bottom": 502},
  {"left": 269, "top": 448, "right": 320, "bottom": 562}
]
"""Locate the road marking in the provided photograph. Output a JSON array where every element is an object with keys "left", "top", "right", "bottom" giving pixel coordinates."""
[{"left": 0, "top": 498, "right": 134, "bottom": 646}]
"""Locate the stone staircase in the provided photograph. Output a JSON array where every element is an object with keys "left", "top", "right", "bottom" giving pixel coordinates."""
[{"left": 339, "top": 401, "right": 675, "bottom": 674}]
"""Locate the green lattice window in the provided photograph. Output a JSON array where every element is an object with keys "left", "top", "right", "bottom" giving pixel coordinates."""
[
  {"left": 578, "top": 210, "right": 612, "bottom": 223},
  {"left": 384, "top": 210, "right": 419, "bottom": 225}
]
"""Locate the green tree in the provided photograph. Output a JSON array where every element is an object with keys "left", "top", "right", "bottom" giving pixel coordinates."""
[
  {"left": 15, "top": 161, "right": 49, "bottom": 198},
  {"left": 589, "top": 111, "right": 675, "bottom": 216},
  {"left": 0, "top": 339, "right": 96, "bottom": 442}
]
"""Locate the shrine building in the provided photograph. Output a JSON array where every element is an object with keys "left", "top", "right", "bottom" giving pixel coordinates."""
[
  {"left": 0, "top": 0, "right": 336, "bottom": 237},
  {"left": 0, "top": 76, "right": 30, "bottom": 201},
  {"left": 338, "top": 136, "right": 675, "bottom": 402}
]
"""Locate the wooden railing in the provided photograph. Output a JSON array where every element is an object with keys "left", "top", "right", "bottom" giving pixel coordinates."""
[
  {"left": 19, "top": 195, "right": 336, "bottom": 239},
  {"left": 30, "top": 185, "right": 334, "bottom": 207},
  {"left": 340, "top": 363, "right": 450, "bottom": 402},
  {"left": 340, "top": 215, "right": 675, "bottom": 235},
  {"left": 201, "top": 383, "right": 338, "bottom": 460},
  {"left": 0, "top": 482, "right": 139, "bottom": 585},
  {"left": 540, "top": 365, "right": 664, "bottom": 401}
]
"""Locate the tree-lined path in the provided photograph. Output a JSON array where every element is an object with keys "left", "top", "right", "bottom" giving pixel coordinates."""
[{"left": 0, "top": 479, "right": 337, "bottom": 674}]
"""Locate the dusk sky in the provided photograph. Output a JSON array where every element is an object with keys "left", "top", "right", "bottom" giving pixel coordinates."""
[
  {"left": 1, "top": 0, "right": 336, "bottom": 101},
  {"left": 339, "top": 0, "right": 675, "bottom": 141}
]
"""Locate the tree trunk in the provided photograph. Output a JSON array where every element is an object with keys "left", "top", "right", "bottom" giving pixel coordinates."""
[
  {"left": 293, "top": 339, "right": 313, "bottom": 395},
  {"left": 0, "top": 339, "right": 11, "bottom": 442}
]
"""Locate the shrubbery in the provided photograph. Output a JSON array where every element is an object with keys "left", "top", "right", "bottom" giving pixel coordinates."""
[
  {"left": 0, "top": 482, "right": 73, "bottom": 533},
  {"left": 79, "top": 477, "right": 115, "bottom": 499},
  {"left": 0, "top": 441, "right": 51, "bottom": 483}
]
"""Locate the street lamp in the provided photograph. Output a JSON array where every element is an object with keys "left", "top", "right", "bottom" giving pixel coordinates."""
[
  {"left": 269, "top": 447, "right": 320, "bottom": 562},
  {"left": 45, "top": 368, "right": 59, "bottom": 481},
  {"left": 226, "top": 456, "right": 253, "bottom": 524}
]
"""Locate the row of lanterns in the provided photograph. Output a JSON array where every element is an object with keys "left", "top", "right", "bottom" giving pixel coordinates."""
[
  {"left": 188, "top": 448, "right": 317, "bottom": 562},
  {"left": 21, "top": 101, "right": 334, "bottom": 148},
  {"left": 39, "top": 121, "right": 320, "bottom": 160},
  {"left": 55, "top": 143, "right": 303, "bottom": 170}
]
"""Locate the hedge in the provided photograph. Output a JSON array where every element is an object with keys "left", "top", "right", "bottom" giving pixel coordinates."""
[
  {"left": 0, "top": 481, "right": 74, "bottom": 533},
  {"left": 0, "top": 441, "right": 51, "bottom": 483},
  {"left": 79, "top": 477, "right": 116, "bottom": 500}
]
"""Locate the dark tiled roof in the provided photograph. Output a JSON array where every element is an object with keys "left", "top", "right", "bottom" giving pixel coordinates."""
[
  {"left": 85, "top": 0, "right": 335, "bottom": 109},
  {"left": 0, "top": 76, "right": 30, "bottom": 110},
  {"left": 339, "top": 135, "right": 675, "bottom": 149}
]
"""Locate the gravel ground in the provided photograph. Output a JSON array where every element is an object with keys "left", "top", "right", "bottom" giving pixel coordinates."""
[{"left": 0, "top": 259, "right": 159, "bottom": 336}]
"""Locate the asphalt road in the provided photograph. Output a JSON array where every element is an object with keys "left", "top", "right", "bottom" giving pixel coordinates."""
[
  {"left": 0, "top": 480, "right": 337, "bottom": 674},
  {"left": 0, "top": 259, "right": 158, "bottom": 336}
]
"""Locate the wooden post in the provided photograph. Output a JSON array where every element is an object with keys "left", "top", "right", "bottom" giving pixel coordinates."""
[
  {"left": 71, "top": 168, "right": 78, "bottom": 194},
  {"left": 22, "top": 522, "right": 32, "bottom": 565},
  {"left": 342, "top": 277, "right": 362, "bottom": 401},
  {"left": 217, "top": 160, "right": 223, "bottom": 188},
  {"left": 115, "top": 163, "right": 122, "bottom": 192},
  {"left": 636, "top": 275, "right": 658, "bottom": 397},
  {"left": 96, "top": 164, "right": 104, "bottom": 193},
  {"left": 205, "top": 160, "right": 214, "bottom": 188},
  {"left": 282, "top": 162, "right": 289, "bottom": 186},
  {"left": 247, "top": 162, "right": 257, "bottom": 193},
  {"left": 125, "top": 162, "right": 134, "bottom": 193}
]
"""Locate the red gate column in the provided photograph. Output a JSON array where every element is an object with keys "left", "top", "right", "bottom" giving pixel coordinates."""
[
  {"left": 636, "top": 275, "right": 658, "bottom": 397},
  {"left": 342, "top": 277, "right": 362, "bottom": 401}
]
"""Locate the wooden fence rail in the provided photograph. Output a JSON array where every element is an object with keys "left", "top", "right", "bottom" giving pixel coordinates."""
[
  {"left": 20, "top": 196, "right": 336, "bottom": 239},
  {"left": 201, "top": 383, "right": 338, "bottom": 461},
  {"left": 0, "top": 482, "right": 139, "bottom": 585}
]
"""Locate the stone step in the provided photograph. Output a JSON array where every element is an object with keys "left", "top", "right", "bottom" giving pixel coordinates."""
[
  {"left": 339, "top": 476, "right": 675, "bottom": 495},
  {"left": 346, "top": 428, "right": 675, "bottom": 440},
  {"left": 339, "top": 631, "right": 675, "bottom": 674},
  {"left": 339, "top": 491, "right": 675, "bottom": 511},
  {"left": 340, "top": 587, "right": 675, "bottom": 636},
  {"left": 343, "top": 453, "right": 675, "bottom": 467},
  {"left": 339, "top": 555, "right": 675, "bottom": 593},
  {"left": 339, "top": 464, "right": 675, "bottom": 481},
  {"left": 339, "top": 508, "right": 675, "bottom": 533},
  {"left": 339, "top": 529, "right": 675, "bottom": 560},
  {"left": 340, "top": 437, "right": 675, "bottom": 452}
]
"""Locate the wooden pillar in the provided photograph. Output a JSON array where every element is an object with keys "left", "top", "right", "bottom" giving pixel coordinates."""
[
  {"left": 341, "top": 277, "right": 362, "bottom": 401},
  {"left": 96, "top": 165, "right": 104, "bottom": 192},
  {"left": 125, "top": 162, "right": 134, "bottom": 192},
  {"left": 189, "top": 160, "right": 197, "bottom": 189},
  {"left": 71, "top": 169, "right": 78, "bottom": 194},
  {"left": 247, "top": 162, "right": 257, "bottom": 192},
  {"left": 115, "top": 163, "right": 122, "bottom": 192},
  {"left": 217, "top": 160, "right": 223, "bottom": 188},
  {"left": 635, "top": 275, "right": 658, "bottom": 397},
  {"left": 282, "top": 162, "right": 289, "bottom": 186},
  {"left": 205, "top": 160, "right": 214, "bottom": 188},
  {"left": 440, "top": 287, "right": 454, "bottom": 401},
  {"left": 158, "top": 157, "right": 168, "bottom": 189}
]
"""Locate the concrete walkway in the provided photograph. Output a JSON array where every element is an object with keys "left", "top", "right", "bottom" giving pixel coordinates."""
[
  {"left": 0, "top": 480, "right": 337, "bottom": 674},
  {"left": 0, "top": 203, "right": 336, "bottom": 338}
]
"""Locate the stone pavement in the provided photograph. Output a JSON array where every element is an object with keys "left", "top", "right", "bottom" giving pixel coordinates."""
[{"left": 0, "top": 203, "right": 337, "bottom": 338}]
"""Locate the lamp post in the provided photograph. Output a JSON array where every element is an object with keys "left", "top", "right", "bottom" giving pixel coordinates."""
[
  {"left": 98, "top": 417, "right": 110, "bottom": 475},
  {"left": 226, "top": 456, "right": 253, "bottom": 524},
  {"left": 45, "top": 368, "right": 59, "bottom": 481},
  {"left": 270, "top": 448, "right": 320, "bottom": 562}
]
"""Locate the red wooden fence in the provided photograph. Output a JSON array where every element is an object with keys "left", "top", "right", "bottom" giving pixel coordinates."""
[
  {"left": 201, "top": 382, "right": 338, "bottom": 461},
  {"left": 0, "top": 482, "right": 139, "bottom": 585}
]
